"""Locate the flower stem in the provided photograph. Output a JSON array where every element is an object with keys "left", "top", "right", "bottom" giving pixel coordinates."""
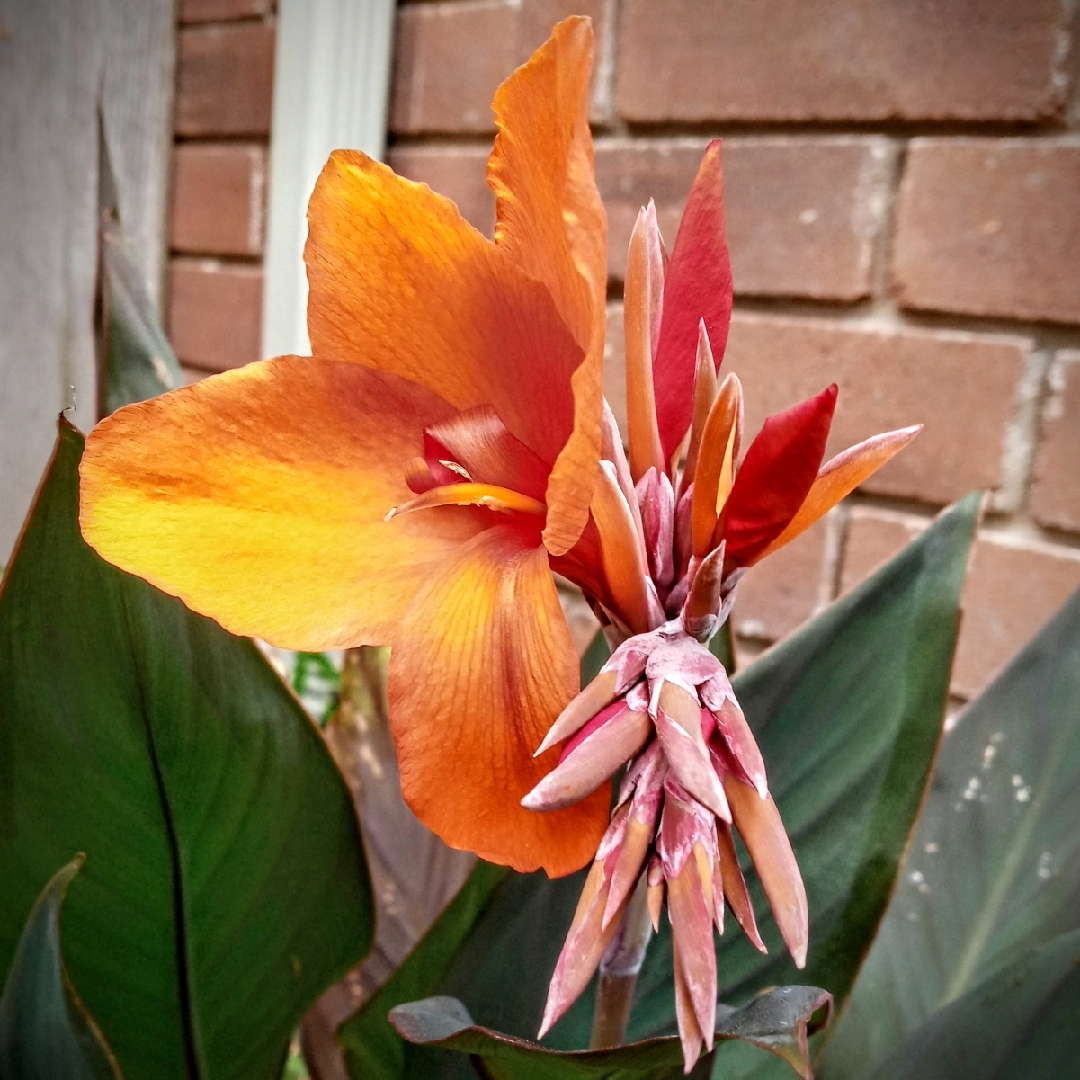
[{"left": 590, "top": 878, "right": 653, "bottom": 1048}]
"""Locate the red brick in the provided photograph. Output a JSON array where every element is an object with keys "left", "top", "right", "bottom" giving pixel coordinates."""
[
  {"left": 596, "top": 138, "right": 891, "bottom": 300},
  {"left": 603, "top": 302, "right": 627, "bottom": 435},
  {"left": 390, "top": 0, "right": 609, "bottom": 134},
  {"left": 893, "top": 140, "right": 1080, "bottom": 325},
  {"left": 167, "top": 259, "right": 263, "bottom": 372},
  {"left": 175, "top": 23, "right": 275, "bottom": 137},
  {"left": 1031, "top": 352, "right": 1080, "bottom": 533},
  {"left": 171, "top": 144, "right": 266, "bottom": 256},
  {"left": 842, "top": 509, "right": 1080, "bottom": 699},
  {"left": 725, "top": 314, "right": 1029, "bottom": 507},
  {"left": 955, "top": 536, "right": 1080, "bottom": 698},
  {"left": 617, "top": 0, "right": 1067, "bottom": 124},
  {"left": 387, "top": 146, "right": 494, "bottom": 236},
  {"left": 733, "top": 519, "right": 829, "bottom": 642},
  {"left": 391, "top": 2, "right": 515, "bottom": 134},
  {"left": 840, "top": 507, "right": 927, "bottom": 595},
  {"left": 179, "top": 0, "right": 270, "bottom": 23}
]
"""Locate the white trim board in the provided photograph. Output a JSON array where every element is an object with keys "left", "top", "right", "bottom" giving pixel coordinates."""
[{"left": 262, "top": 0, "right": 396, "bottom": 360}]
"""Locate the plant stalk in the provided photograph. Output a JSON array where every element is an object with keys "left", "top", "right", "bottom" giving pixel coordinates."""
[{"left": 590, "top": 877, "right": 653, "bottom": 1048}]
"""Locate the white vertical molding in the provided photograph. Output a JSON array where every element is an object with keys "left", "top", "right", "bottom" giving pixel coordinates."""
[{"left": 262, "top": 0, "right": 397, "bottom": 360}]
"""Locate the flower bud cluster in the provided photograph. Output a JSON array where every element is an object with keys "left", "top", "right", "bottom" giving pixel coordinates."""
[{"left": 524, "top": 624, "right": 807, "bottom": 1069}]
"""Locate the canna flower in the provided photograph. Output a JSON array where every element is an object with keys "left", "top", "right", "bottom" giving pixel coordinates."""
[
  {"left": 76, "top": 16, "right": 917, "bottom": 1067},
  {"left": 79, "top": 18, "right": 614, "bottom": 878}
]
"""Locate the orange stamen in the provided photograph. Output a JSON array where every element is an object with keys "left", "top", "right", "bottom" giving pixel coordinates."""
[{"left": 385, "top": 482, "right": 546, "bottom": 520}]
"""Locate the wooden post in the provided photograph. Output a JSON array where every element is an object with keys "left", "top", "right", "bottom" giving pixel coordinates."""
[{"left": 0, "top": 0, "right": 174, "bottom": 561}]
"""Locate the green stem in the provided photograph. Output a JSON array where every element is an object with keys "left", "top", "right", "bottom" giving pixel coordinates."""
[{"left": 590, "top": 879, "right": 653, "bottom": 1048}]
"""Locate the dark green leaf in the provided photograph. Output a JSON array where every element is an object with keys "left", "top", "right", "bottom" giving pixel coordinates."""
[
  {"left": 631, "top": 496, "right": 979, "bottom": 1077},
  {"left": 820, "top": 585, "right": 1080, "bottom": 1079},
  {"left": 857, "top": 927, "right": 1080, "bottom": 1080},
  {"left": 338, "top": 861, "right": 508, "bottom": 1080},
  {"left": 388, "top": 986, "right": 830, "bottom": 1080},
  {"left": 98, "top": 133, "right": 183, "bottom": 415},
  {"left": 0, "top": 857, "right": 120, "bottom": 1080},
  {"left": 0, "top": 422, "right": 373, "bottom": 1080},
  {"left": 580, "top": 631, "right": 611, "bottom": 689},
  {"left": 708, "top": 618, "right": 736, "bottom": 673}
]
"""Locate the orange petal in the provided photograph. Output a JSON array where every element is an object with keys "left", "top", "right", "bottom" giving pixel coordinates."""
[
  {"left": 591, "top": 462, "right": 654, "bottom": 635},
  {"left": 624, "top": 205, "right": 666, "bottom": 483},
  {"left": 754, "top": 425, "right": 922, "bottom": 563},
  {"left": 388, "top": 525, "right": 610, "bottom": 877},
  {"left": 691, "top": 374, "right": 742, "bottom": 559},
  {"left": 79, "top": 358, "right": 482, "bottom": 651},
  {"left": 488, "top": 17, "right": 609, "bottom": 556},
  {"left": 305, "top": 150, "right": 582, "bottom": 484}
]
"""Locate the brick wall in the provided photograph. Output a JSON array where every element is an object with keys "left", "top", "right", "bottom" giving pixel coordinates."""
[
  {"left": 169, "top": 0, "right": 274, "bottom": 381},
  {"left": 165, "top": 1, "right": 1080, "bottom": 703},
  {"left": 387, "top": 0, "right": 1080, "bottom": 702}
]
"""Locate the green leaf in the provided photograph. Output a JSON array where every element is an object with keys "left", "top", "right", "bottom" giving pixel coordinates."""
[
  {"left": 0, "top": 422, "right": 373, "bottom": 1080},
  {"left": 857, "top": 926, "right": 1080, "bottom": 1080},
  {"left": 708, "top": 618, "right": 736, "bottom": 673},
  {"left": 580, "top": 631, "right": 611, "bottom": 689},
  {"left": 98, "top": 133, "right": 183, "bottom": 415},
  {"left": 819, "top": 584, "right": 1080, "bottom": 1079},
  {"left": 388, "top": 986, "right": 831, "bottom": 1080},
  {"left": 0, "top": 857, "right": 120, "bottom": 1080},
  {"left": 337, "top": 860, "right": 507, "bottom": 1080},
  {"left": 631, "top": 495, "right": 979, "bottom": 1076}
]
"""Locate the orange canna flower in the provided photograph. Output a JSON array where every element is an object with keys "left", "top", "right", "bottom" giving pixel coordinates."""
[
  {"left": 78, "top": 17, "right": 918, "bottom": 1065},
  {"left": 79, "top": 18, "right": 612, "bottom": 878}
]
